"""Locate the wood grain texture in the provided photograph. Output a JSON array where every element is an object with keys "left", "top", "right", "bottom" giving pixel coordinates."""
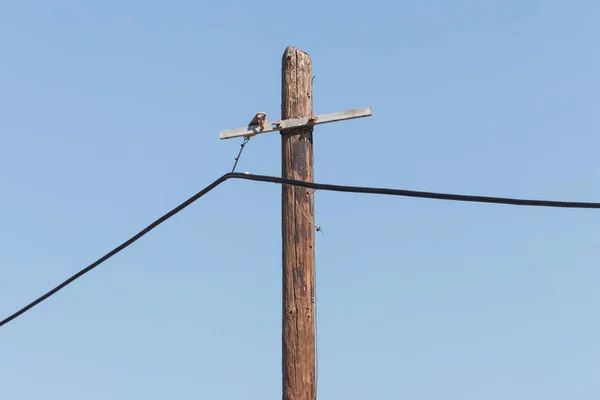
[{"left": 281, "top": 46, "right": 316, "bottom": 400}]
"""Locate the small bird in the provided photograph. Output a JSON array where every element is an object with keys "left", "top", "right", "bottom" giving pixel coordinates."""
[{"left": 248, "top": 112, "right": 269, "bottom": 131}]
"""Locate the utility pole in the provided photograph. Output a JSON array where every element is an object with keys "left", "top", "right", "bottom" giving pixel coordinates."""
[
  {"left": 281, "top": 46, "right": 316, "bottom": 400},
  {"left": 218, "top": 46, "right": 371, "bottom": 400}
]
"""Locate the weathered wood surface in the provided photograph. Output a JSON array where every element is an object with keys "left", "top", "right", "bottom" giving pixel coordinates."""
[
  {"left": 219, "top": 107, "right": 372, "bottom": 140},
  {"left": 281, "top": 46, "right": 316, "bottom": 400}
]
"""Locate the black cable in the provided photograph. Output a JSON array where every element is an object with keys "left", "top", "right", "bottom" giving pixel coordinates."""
[
  {"left": 231, "top": 137, "right": 251, "bottom": 173},
  {"left": 232, "top": 173, "right": 600, "bottom": 209},
  {"left": 0, "top": 174, "right": 229, "bottom": 328},
  {"left": 2, "top": 172, "right": 600, "bottom": 328}
]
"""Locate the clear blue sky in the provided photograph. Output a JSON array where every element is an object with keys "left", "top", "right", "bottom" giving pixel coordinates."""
[{"left": 1, "top": 1, "right": 599, "bottom": 399}]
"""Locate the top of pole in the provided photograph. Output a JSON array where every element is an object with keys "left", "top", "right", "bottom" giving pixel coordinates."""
[
  {"left": 282, "top": 46, "right": 313, "bottom": 121},
  {"left": 283, "top": 45, "right": 310, "bottom": 58}
]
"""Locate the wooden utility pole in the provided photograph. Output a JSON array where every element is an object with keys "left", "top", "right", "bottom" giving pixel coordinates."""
[
  {"left": 281, "top": 46, "right": 316, "bottom": 400},
  {"left": 218, "top": 46, "right": 371, "bottom": 400}
]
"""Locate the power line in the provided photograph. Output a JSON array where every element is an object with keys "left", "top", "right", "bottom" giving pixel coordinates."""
[
  {"left": 231, "top": 136, "right": 251, "bottom": 173},
  {"left": 2, "top": 172, "right": 600, "bottom": 329},
  {"left": 235, "top": 173, "right": 600, "bottom": 209},
  {"left": 0, "top": 174, "right": 229, "bottom": 328}
]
